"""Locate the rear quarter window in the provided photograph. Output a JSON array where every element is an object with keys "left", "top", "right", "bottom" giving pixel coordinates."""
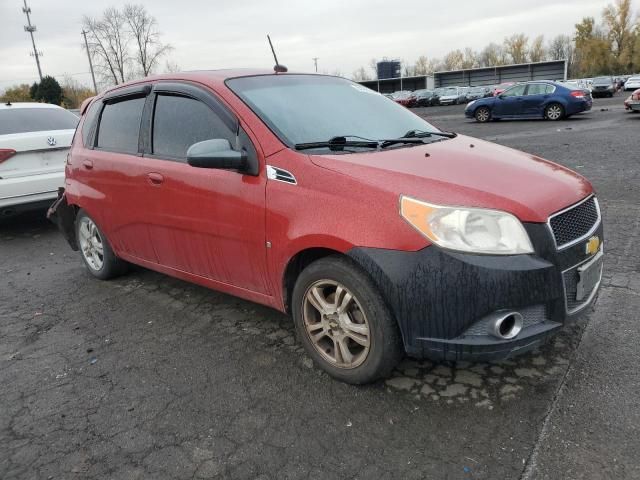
[
  {"left": 0, "top": 108, "right": 79, "bottom": 135},
  {"left": 81, "top": 101, "right": 102, "bottom": 147}
]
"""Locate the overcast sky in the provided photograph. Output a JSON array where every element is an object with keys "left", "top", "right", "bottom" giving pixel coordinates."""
[{"left": 0, "top": 0, "right": 614, "bottom": 90}]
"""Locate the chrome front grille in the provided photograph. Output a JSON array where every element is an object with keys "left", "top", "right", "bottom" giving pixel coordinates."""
[{"left": 548, "top": 196, "right": 600, "bottom": 249}]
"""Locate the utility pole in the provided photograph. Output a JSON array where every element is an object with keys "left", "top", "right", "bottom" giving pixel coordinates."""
[
  {"left": 312, "top": 57, "right": 319, "bottom": 73},
  {"left": 22, "top": 0, "right": 43, "bottom": 82},
  {"left": 82, "top": 30, "right": 98, "bottom": 94}
]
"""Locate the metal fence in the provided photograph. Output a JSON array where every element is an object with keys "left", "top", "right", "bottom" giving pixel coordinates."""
[{"left": 358, "top": 60, "right": 567, "bottom": 92}]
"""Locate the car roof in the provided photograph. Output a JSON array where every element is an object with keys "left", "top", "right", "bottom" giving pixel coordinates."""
[
  {"left": 98, "top": 68, "right": 299, "bottom": 99},
  {"left": 0, "top": 102, "right": 66, "bottom": 110}
]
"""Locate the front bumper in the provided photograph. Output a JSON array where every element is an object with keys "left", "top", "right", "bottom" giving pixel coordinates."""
[{"left": 348, "top": 220, "right": 604, "bottom": 361}]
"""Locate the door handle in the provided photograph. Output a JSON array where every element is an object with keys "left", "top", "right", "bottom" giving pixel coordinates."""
[
  {"left": 147, "top": 172, "right": 164, "bottom": 185},
  {"left": 82, "top": 160, "right": 93, "bottom": 169}
]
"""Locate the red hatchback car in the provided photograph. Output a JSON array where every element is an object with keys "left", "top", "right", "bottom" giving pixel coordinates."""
[{"left": 50, "top": 70, "right": 604, "bottom": 384}]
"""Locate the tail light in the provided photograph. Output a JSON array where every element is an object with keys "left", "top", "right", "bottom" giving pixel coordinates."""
[
  {"left": 0, "top": 149, "right": 16, "bottom": 164},
  {"left": 570, "top": 91, "right": 585, "bottom": 98}
]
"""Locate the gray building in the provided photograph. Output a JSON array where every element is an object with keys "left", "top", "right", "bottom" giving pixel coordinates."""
[{"left": 359, "top": 60, "right": 567, "bottom": 92}]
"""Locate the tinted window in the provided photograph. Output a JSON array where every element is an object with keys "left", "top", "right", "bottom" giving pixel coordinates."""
[
  {"left": 0, "top": 108, "right": 78, "bottom": 135},
  {"left": 502, "top": 84, "right": 526, "bottom": 97},
  {"left": 96, "top": 97, "right": 145, "bottom": 154},
  {"left": 152, "top": 94, "right": 234, "bottom": 159},
  {"left": 82, "top": 101, "right": 102, "bottom": 147}
]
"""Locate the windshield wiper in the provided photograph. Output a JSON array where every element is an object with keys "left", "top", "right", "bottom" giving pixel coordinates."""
[
  {"left": 294, "top": 135, "right": 379, "bottom": 151},
  {"left": 402, "top": 129, "right": 458, "bottom": 139}
]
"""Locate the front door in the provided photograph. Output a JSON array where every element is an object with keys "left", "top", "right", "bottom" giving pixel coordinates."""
[
  {"left": 142, "top": 86, "right": 269, "bottom": 294},
  {"left": 493, "top": 84, "right": 527, "bottom": 117}
]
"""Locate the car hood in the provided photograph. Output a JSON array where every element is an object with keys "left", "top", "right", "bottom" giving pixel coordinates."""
[{"left": 309, "top": 134, "right": 592, "bottom": 223}]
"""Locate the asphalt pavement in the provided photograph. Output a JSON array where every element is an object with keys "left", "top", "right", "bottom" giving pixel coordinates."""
[{"left": 1, "top": 94, "right": 638, "bottom": 479}]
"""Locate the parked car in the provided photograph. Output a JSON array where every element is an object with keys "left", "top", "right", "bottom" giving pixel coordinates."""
[
  {"left": 49, "top": 70, "right": 603, "bottom": 384},
  {"left": 623, "top": 88, "right": 640, "bottom": 112},
  {"left": 466, "top": 86, "right": 488, "bottom": 101},
  {"left": 590, "top": 76, "right": 616, "bottom": 97},
  {"left": 412, "top": 89, "right": 439, "bottom": 107},
  {"left": 465, "top": 81, "right": 592, "bottom": 122},
  {"left": 624, "top": 76, "right": 640, "bottom": 91},
  {"left": 391, "top": 90, "right": 413, "bottom": 107},
  {"left": 493, "top": 82, "right": 515, "bottom": 96},
  {"left": 0, "top": 102, "right": 78, "bottom": 217},
  {"left": 438, "top": 87, "right": 466, "bottom": 105}
]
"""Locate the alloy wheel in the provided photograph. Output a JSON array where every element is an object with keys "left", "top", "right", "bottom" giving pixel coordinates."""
[
  {"left": 476, "top": 108, "right": 490, "bottom": 122},
  {"left": 78, "top": 217, "right": 104, "bottom": 271},
  {"left": 546, "top": 104, "right": 563, "bottom": 120},
  {"left": 302, "top": 280, "right": 371, "bottom": 369}
]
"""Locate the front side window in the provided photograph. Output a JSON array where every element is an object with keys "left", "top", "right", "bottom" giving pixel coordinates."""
[
  {"left": 502, "top": 84, "right": 526, "bottom": 97},
  {"left": 0, "top": 108, "right": 78, "bottom": 135},
  {"left": 96, "top": 97, "right": 145, "bottom": 154},
  {"left": 226, "top": 75, "right": 439, "bottom": 146},
  {"left": 152, "top": 94, "right": 234, "bottom": 159}
]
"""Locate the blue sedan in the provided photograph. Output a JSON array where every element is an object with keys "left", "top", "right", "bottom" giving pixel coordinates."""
[{"left": 465, "top": 81, "right": 592, "bottom": 122}]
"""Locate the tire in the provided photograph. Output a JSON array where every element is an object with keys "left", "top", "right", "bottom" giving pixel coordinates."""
[
  {"left": 291, "top": 255, "right": 403, "bottom": 384},
  {"left": 544, "top": 103, "right": 565, "bottom": 121},
  {"left": 474, "top": 106, "right": 491, "bottom": 123},
  {"left": 76, "top": 209, "right": 127, "bottom": 280}
]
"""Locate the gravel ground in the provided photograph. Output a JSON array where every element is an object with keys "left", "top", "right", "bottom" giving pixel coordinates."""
[{"left": 1, "top": 94, "right": 638, "bottom": 480}]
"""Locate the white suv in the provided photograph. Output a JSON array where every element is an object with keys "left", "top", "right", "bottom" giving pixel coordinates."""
[{"left": 0, "top": 102, "right": 78, "bottom": 217}]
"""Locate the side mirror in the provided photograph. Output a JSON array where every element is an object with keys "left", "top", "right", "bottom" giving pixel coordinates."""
[{"left": 187, "top": 139, "right": 247, "bottom": 170}]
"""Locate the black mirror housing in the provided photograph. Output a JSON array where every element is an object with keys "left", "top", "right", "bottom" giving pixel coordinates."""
[{"left": 187, "top": 139, "right": 247, "bottom": 170}]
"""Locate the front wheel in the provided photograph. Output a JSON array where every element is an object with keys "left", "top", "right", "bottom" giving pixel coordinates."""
[
  {"left": 475, "top": 106, "right": 491, "bottom": 123},
  {"left": 291, "top": 256, "right": 403, "bottom": 384},
  {"left": 544, "top": 103, "right": 565, "bottom": 121},
  {"left": 76, "top": 210, "right": 127, "bottom": 280}
]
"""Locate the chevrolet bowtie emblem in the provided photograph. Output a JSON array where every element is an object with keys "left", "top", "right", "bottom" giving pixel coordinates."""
[{"left": 585, "top": 236, "right": 600, "bottom": 255}]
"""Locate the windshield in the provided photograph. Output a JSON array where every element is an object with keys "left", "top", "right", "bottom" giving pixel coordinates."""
[
  {"left": 593, "top": 77, "right": 612, "bottom": 84},
  {"left": 443, "top": 87, "right": 458, "bottom": 95},
  {"left": 227, "top": 75, "right": 439, "bottom": 146},
  {"left": 0, "top": 107, "right": 78, "bottom": 135}
]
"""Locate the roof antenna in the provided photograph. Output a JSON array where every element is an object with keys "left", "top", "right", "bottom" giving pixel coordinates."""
[{"left": 267, "top": 35, "right": 288, "bottom": 73}]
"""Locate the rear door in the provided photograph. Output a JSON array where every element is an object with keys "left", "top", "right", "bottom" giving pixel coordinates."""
[
  {"left": 0, "top": 107, "right": 77, "bottom": 204},
  {"left": 522, "top": 83, "right": 552, "bottom": 117},
  {"left": 493, "top": 84, "right": 526, "bottom": 117},
  {"left": 141, "top": 82, "right": 269, "bottom": 294},
  {"left": 86, "top": 86, "right": 159, "bottom": 263}
]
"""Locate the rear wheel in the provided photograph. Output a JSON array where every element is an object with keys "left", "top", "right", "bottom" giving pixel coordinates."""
[
  {"left": 291, "top": 256, "right": 403, "bottom": 384},
  {"left": 76, "top": 210, "right": 127, "bottom": 280},
  {"left": 544, "top": 103, "right": 564, "bottom": 121},
  {"left": 475, "top": 106, "right": 491, "bottom": 123}
]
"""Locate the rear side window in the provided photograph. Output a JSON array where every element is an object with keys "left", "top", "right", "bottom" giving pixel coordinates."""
[
  {"left": 526, "top": 84, "right": 552, "bottom": 96},
  {"left": 96, "top": 97, "right": 145, "bottom": 154},
  {"left": 0, "top": 108, "right": 78, "bottom": 135},
  {"left": 152, "top": 94, "right": 234, "bottom": 159},
  {"left": 81, "top": 101, "right": 101, "bottom": 147}
]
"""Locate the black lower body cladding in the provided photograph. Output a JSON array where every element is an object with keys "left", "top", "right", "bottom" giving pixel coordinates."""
[{"left": 347, "top": 222, "right": 604, "bottom": 361}]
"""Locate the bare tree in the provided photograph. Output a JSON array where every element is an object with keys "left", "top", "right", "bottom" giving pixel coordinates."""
[
  {"left": 352, "top": 67, "right": 369, "bottom": 81},
  {"left": 164, "top": 59, "right": 181, "bottom": 73},
  {"left": 528, "top": 35, "right": 547, "bottom": 62},
  {"left": 478, "top": 43, "right": 507, "bottom": 67},
  {"left": 504, "top": 34, "right": 529, "bottom": 64},
  {"left": 442, "top": 50, "right": 464, "bottom": 70},
  {"left": 369, "top": 58, "right": 378, "bottom": 79},
  {"left": 461, "top": 48, "right": 478, "bottom": 69},
  {"left": 124, "top": 4, "right": 172, "bottom": 77},
  {"left": 82, "top": 8, "right": 131, "bottom": 85}
]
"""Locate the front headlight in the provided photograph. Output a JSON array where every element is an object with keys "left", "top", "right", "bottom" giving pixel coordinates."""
[{"left": 400, "top": 196, "right": 534, "bottom": 255}]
